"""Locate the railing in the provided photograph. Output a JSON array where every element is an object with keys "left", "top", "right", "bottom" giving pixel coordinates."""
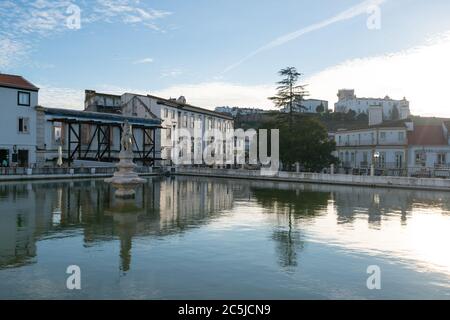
[
  {"left": 0, "top": 166, "right": 120, "bottom": 176},
  {"left": 338, "top": 161, "right": 450, "bottom": 178}
]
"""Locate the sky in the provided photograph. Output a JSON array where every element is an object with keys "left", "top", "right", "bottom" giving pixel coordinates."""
[{"left": 2, "top": 0, "right": 450, "bottom": 116}]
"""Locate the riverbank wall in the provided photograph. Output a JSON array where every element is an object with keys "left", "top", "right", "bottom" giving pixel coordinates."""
[{"left": 175, "top": 167, "right": 450, "bottom": 191}]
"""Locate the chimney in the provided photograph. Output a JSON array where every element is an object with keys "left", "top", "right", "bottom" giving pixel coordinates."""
[{"left": 368, "top": 105, "right": 383, "bottom": 126}]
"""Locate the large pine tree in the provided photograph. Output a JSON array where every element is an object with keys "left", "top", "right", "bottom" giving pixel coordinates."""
[{"left": 269, "top": 67, "right": 309, "bottom": 127}]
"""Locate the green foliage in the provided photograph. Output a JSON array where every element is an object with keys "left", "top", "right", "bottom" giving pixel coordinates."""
[
  {"left": 316, "top": 103, "right": 325, "bottom": 114},
  {"left": 262, "top": 114, "right": 338, "bottom": 172},
  {"left": 356, "top": 112, "right": 368, "bottom": 122}
]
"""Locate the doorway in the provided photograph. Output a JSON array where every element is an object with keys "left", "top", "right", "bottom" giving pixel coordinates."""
[
  {"left": 17, "top": 150, "right": 29, "bottom": 167},
  {"left": 0, "top": 149, "right": 9, "bottom": 166}
]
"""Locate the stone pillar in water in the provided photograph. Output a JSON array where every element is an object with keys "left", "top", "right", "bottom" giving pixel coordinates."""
[{"left": 105, "top": 120, "right": 145, "bottom": 198}]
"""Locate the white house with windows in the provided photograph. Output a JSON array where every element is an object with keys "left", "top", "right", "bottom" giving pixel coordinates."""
[
  {"left": 335, "top": 106, "right": 450, "bottom": 176},
  {"left": 0, "top": 74, "right": 39, "bottom": 167},
  {"left": 334, "top": 89, "right": 410, "bottom": 120}
]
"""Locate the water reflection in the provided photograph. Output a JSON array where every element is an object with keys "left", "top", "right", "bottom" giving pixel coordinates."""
[
  {"left": 0, "top": 177, "right": 449, "bottom": 299},
  {"left": 0, "top": 177, "right": 234, "bottom": 272}
]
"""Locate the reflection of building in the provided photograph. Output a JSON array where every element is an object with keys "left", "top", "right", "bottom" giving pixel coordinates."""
[{"left": 0, "top": 177, "right": 234, "bottom": 271}]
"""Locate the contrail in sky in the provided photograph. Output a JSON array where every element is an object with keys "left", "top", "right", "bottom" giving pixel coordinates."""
[{"left": 222, "top": 0, "right": 387, "bottom": 74}]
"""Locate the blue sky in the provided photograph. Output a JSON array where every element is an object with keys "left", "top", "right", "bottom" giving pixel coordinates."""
[{"left": 2, "top": 0, "right": 450, "bottom": 115}]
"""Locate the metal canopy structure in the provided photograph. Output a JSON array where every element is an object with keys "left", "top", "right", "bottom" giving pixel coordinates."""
[{"left": 42, "top": 107, "right": 161, "bottom": 166}]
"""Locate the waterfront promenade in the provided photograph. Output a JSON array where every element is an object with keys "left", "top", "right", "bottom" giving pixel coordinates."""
[
  {"left": 3, "top": 166, "right": 450, "bottom": 191},
  {"left": 175, "top": 167, "right": 450, "bottom": 191}
]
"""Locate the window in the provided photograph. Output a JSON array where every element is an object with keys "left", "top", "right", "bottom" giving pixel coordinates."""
[
  {"left": 190, "top": 115, "right": 195, "bottom": 128},
  {"left": 415, "top": 151, "right": 426, "bottom": 166},
  {"left": 171, "top": 110, "right": 175, "bottom": 119},
  {"left": 166, "top": 127, "right": 172, "bottom": 140},
  {"left": 18, "top": 117, "right": 29, "bottom": 134},
  {"left": 164, "top": 108, "right": 169, "bottom": 118},
  {"left": 380, "top": 132, "right": 386, "bottom": 140},
  {"left": 53, "top": 122, "right": 63, "bottom": 145},
  {"left": 183, "top": 114, "right": 188, "bottom": 127},
  {"left": 18, "top": 92, "right": 31, "bottom": 106},
  {"left": 398, "top": 132, "right": 404, "bottom": 142},
  {"left": 437, "top": 153, "right": 446, "bottom": 166}
]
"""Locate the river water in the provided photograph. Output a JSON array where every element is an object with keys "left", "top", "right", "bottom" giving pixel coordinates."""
[{"left": 0, "top": 176, "right": 449, "bottom": 299}]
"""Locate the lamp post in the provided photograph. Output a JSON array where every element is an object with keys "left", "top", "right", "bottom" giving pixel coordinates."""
[{"left": 372, "top": 151, "right": 380, "bottom": 176}]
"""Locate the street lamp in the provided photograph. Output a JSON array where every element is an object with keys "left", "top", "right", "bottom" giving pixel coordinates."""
[{"left": 371, "top": 151, "right": 380, "bottom": 176}]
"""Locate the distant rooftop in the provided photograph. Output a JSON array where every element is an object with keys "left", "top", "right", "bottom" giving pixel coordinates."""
[
  {"left": 408, "top": 125, "right": 447, "bottom": 146},
  {"left": 0, "top": 73, "right": 39, "bottom": 91}
]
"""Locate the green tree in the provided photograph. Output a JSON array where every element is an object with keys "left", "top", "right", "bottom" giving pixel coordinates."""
[
  {"left": 356, "top": 112, "right": 368, "bottom": 122},
  {"left": 268, "top": 67, "right": 309, "bottom": 127},
  {"left": 264, "top": 114, "right": 338, "bottom": 172},
  {"left": 316, "top": 103, "right": 325, "bottom": 114}
]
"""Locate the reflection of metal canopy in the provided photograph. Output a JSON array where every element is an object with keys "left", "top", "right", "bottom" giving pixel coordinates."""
[{"left": 42, "top": 107, "right": 161, "bottom": 166}]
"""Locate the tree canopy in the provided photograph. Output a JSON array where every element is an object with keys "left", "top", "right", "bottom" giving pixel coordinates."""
[
  {"left": 268, "top": 67, "right": 309, "bottom": 120},
  {"left": 262, "top": 114, "right": 338, "bottom": 172}
]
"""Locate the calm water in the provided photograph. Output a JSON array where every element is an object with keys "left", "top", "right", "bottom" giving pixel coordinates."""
[{"left": 0, "top": 176, "right": 449, "bottom": 299}]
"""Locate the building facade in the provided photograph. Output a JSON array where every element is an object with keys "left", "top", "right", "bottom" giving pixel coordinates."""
[
  {"left": 85, "top": 91, "right": 235, "bottom": 166},
  {"left": 0, "top": 74, "right": 39, "bottom": 167},
  {"left": 281, "top": 99, "right": 329, "bottom": 114},
  {"left": 214, "top": 106, "right": 266, "bottom": 117},
  {"left": 334, "top": 89, "right": 410, "bottom": 120},
  {"left": 335, "top": 108, "right": 450, "bottom": 177}
]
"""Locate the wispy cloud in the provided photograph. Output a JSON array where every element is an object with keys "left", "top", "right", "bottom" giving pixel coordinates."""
[
  {"left": 223, "top": 0, "right": 387, "bottom": 73},
  {"left": 38, "top": 27, "right": 450, "bottom": 116},
  {"left": 161, "top": 69, "right": 183, "bottom": 78},
  {"left": 0, "top": 0, "right": 172, "bottom": 68},
  {"left": 133, "top": 57, "right": 154, "bottom": 64}
]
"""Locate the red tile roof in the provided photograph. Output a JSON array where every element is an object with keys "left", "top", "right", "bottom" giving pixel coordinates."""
[
  {"left": 408, "top": 125, "right": 447, "bottom": 145},
  {"left": 0, "top": 74, "right": 39, "bottom": 91}
]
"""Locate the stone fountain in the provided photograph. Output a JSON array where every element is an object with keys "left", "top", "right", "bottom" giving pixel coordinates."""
[{"left": 105, "top": 120, "right": 145, "bottom": 198}]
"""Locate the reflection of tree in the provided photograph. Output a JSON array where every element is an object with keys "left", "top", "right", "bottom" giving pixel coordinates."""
[
  {"left": 252, "top": 188, "right": 328, "bottom": 269},
  {"left": 272, "top": 224, "right": 303, "bottom": 268},
  {"left": 252, "top": 188, "right": 330, "bottom": 218}
]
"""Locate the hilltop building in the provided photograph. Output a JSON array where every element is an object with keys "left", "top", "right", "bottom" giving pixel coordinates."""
[
  {"left": 281, "top": 98, "right": 329, "bottom": 114},
  {"left": 215, "top": 106, "right": 266, "bottom": 117},
  {"left": 334, "top": 89, "right": 410, "bottom": 120}
]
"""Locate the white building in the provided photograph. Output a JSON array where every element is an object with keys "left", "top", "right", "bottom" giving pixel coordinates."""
[
  {"left": 335, "top": 106, "right": 450, "bottom": 176},
  {"left": 214, "top": 106, "right": 266, "bottom": 117},
  {"left": 85, "top": 91, "right": 234, "bottom": 165},
  {"left": 0, "top": 74, "right": 39, "bottom": 167},
  {"left": 281, "top": 99, "right": 329, "bottom": 114},
  {"left": 334, "top": 89, "right": 410, "bottom": 120}
]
